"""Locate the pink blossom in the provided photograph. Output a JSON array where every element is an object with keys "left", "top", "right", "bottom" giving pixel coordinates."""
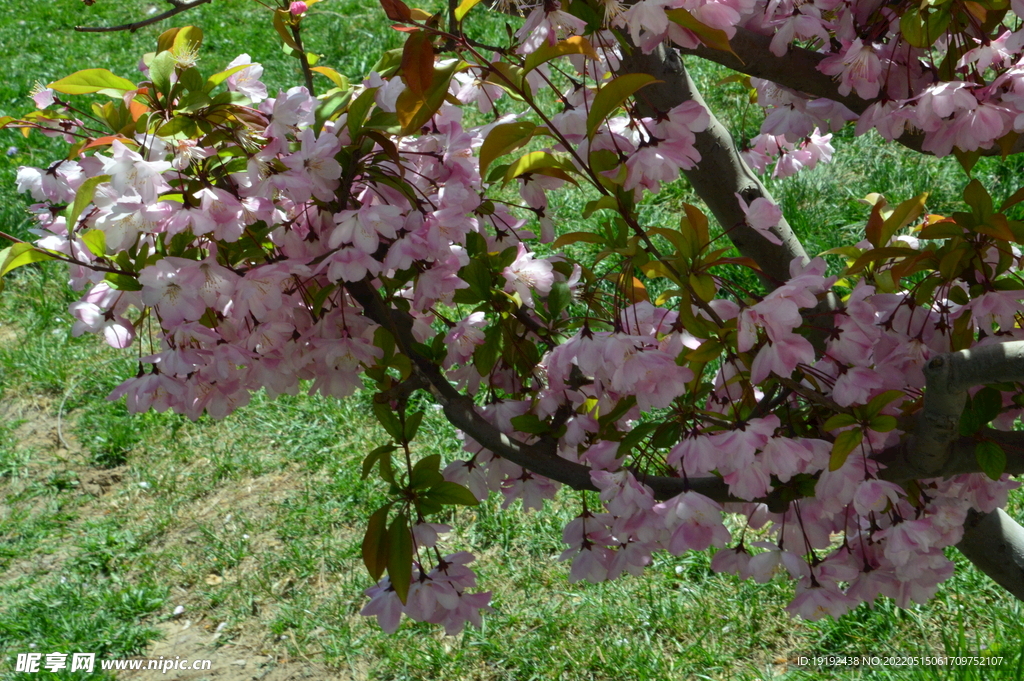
[
  {"left": 818, "top": 39, "right": 882, "bottom": 100},
  {"left": 735, "top": 194, "right": 783, "bottom": 245},
  {"left": 502, "top": 243, "right": 554, "bottom": 306},
  {"left": 786, "top": 581, "right": 855, "bottom": 620}
]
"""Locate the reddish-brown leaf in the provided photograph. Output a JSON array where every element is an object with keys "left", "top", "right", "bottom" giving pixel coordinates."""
[
  {"left": 401, "top": 30, "right": 434, "bottom": 98},
  {"left": 379, "top": 0, "right": 412, "bottom": 22}
]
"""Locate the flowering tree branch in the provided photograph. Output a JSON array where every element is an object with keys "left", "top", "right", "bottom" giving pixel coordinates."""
[
  {"left": 344, "top": 278, "right": 755, "bottom": 504},
  {"left": 677, "top": 28, "right": 1023, "bottom": 158}
]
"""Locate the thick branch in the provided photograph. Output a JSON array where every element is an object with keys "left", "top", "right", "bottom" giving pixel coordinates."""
[
  {"left": 956, "top": 509, "right": 1024, "bottom": 601},
  {"left": 619, "top": 43, "right": 809, "bottom": 286},
  {"left": 906, "top": 341, "right": 1024, "bottom": 477},
  {"left": 75, "top": 0, "right": 214, "bottom": 33},
  {"left": 678, "top": 28, "right": 865, "bottom": 113},
  {"left": 877, "top": 428, "right": 1024, "bottom": 484}
]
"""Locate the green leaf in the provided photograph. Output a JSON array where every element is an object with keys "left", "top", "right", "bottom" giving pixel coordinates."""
[
  {"left": 454, "top": 0, "right": 483, "bottom": 20},
  {"left": 503, "top": 150, "right": 576, "bottom": 185},
  {"left": 975, "top": 440, "right": 1007, "bottom": 481},
  {"left": 404, "top": 411, "right": 424, "bottom": 440},
  {"left": 410, "top": 454, "right": 442, "bottom": 489},
  {"left": 583, "top": 196, "right": 618, "bottom": 218},
  {"left": 178, "top": 67, "right": 205, "bottom": 93},
  {"left": 619, "top": 422, "right": 659, "bottom": 457},
  {"left": 959, "top": 407, "right": 982, "bottom": 437},
  {"left": 586, "top": 73, "right": 658, "bottom": 140},
  {"left": 473, "top": 326, "right": 500, "bottom": 376},
  {"left": 362, "top": 505, "right": 392, "bottom": 581},
  {"left": 547, "top": 280, "right": 571, "bottom": 318},
  {"left": 458, "top": 258, "right": 492, "bottom": 300},
  {"left": 311, "top": 66, "right": 349, "bottom": 89},
  {"left": 362, "top": 444, "right": 397, "bottom": 479},
  {"left": 205, "top": 63, "right": 252, "bottom": 91},
  {"left": 426, "top": 481, "right": 479, "bottom": 506},
  {"left": 868, "top": 415, "right": 898, "bottom": 433},
  {"left": 973, "top": 387, "right": 1003, "bottom": 425},
  {"left": 80, "top": 230, "right": 106, "bottom": 258},
  {"left": 1, "top": 242, "right": 57, "bottom": 277},
  {"left": 66, "top": 175, "right": 110, "bottom": 231},
  {"left": 386, "top": 514, "right": 413, "bottom": 604},
  {"left": 685, "top": 338, "right": 723, "bottom": 363},
  {"left": 373, "top": 400, "right": 405, "bottom": 441},
  {"left": 551, "top": 231, "right": 606, "bottom": 248},
  {"left": 829, "top": 429, "right": 863, "bottom": 471},
  {"left": 510, "top": 413, "right": 550, "bottom": 435},
  {"left": 899, "top": 7, "right": 950, "bottom": 49},
  {"left": 863, "top": 389, "right": 908, "bottom": 419},
  {"left": 479, "top": 122, "right": 536, "bottom": 181},
  {"left": 104, "top": 272, "right": 142, "bottom": 291},
  {"left": 48, "top": 69, "right": 137, "bottom": 97},
  {"left": 822, "top": 413, "right": 858, "bottom": 431},
  {"left": 148, "top": 50, "right": 177, "bottom": 97}
]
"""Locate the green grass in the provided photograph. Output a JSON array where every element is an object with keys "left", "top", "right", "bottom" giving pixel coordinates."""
[{"left": 2, "top": 1, "right": 1024, "bottom": 680}]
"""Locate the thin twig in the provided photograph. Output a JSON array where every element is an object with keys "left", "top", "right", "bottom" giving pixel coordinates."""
[{"left": 75, "top": 0, "right": 214, "bottom": 33}]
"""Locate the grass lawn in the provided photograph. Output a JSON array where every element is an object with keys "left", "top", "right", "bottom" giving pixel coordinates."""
[{"left": 1, "top": 1, "right": 1024, "bottom": 679}]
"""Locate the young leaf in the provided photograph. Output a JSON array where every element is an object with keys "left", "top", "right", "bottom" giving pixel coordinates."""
[
  {"left": 273, "top": 10, "right": 301, "bottom": 50},
  {"left": 310, "top": 66, "right": 349, "bottom": 89},
  {"left": 524, "top": 36, "right": 599, "bottom": 73},
  {"left": 454, "top": 0, "right": 483, "bottom": 21},
  {"left": 410, "top": 454, "right": 442, "bottom": 489},
  {"left": 426, "top": 481, "right": 479, "bottom": 506},
  {"left": 380, "top": 0, "right": 412, "bottom": 21},
  {"left": 386, "top": 514, "right": 413, "bottom": 604},
  {"left": 822, "top": 413, "right": 858, "bottom": 431},
  {"left": 362, "top": 444, "right": 397, "bottom": 479},
  {"left": 479, "top": 121, "right": 536, "bottom": 180},
  {"left": 48, "top": 69, "right": 137, "bottom": 97},
  {"left": 80, "top": 230, "right": 106, "bottom": 258},
  {"left": 879, "top": 193, "right": 928, "bottom": 247},
  {"left": 863, "top": 389, "right": 908, "bottom": 419},
  {"left": 586, "top": 73, "right": 658, "bottom": 140},
  {"left": 66, "top": 175, "right": 110, "bottom": 231},
  {"left": 1, "top": 243, "right": 56, "bottom": 277},
  {"left": 829, "top": 429, "right": 863, "bottom": 471},
  {"left": 975, "top": 440, "right": 1007, "bottom": 481},
  {"left": 362, "top": 505, "right": 392, "bottom": 581}
]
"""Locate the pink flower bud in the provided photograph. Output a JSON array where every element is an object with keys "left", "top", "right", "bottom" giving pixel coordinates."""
[{"left": 289, "top": 1, "right": 307, "bottom": 16}]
